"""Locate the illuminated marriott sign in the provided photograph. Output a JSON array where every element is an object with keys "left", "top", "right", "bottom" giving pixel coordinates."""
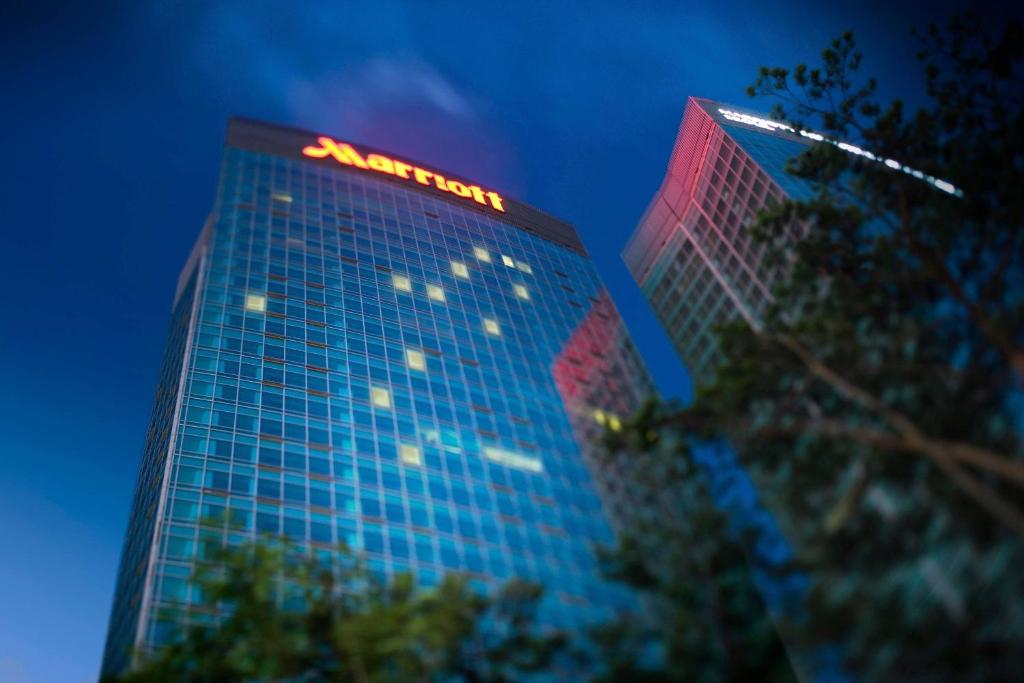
[{"left": 302, "top": 137, "right": 505, "bottom": 212}]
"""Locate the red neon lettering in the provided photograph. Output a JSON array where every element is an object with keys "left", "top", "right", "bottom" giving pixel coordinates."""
[
  {"left": 302, "top": 137, "right": 369, "bottom": 169},
  {"left": 302, "top": 136, "right": 505, "bottom": 212},
  {"left": 366, "top": 154, "right": 396, "bottom": 174},
  {"left": 393, "top": 161, "right": 413, "bottom": 179},
  {"left": 413, "top": 167, "right": 434, "bottom": 185},
  {"left": 447, "top": 180, "right": 471, "bottom": 197},
  {"left": 485, "top": 191, "right": 504, "bottom": 212}
]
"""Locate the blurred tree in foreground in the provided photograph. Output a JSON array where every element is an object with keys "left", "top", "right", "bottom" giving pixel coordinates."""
[
  {"left": 597, "top": 409, "right": 798, "bottom": 683},
  {"left": 608, "top": 13, "right": 1024, "bottom": 683},
  {"left": 108, "top": 538, "right": 566, "bottom": 682}
]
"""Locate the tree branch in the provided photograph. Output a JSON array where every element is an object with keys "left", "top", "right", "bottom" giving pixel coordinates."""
[
  {"left": 664, "top": 411, "right": 1024, "bottom": 486},
  {"left": 769, "top": 333, "right": 1024, "bottom": 535},
  {"left": 930, "top": 453, "right": 1024, "bottom": 537},
  {"left": 751, "top": 418, "right": 1024, "bottom": 486}
]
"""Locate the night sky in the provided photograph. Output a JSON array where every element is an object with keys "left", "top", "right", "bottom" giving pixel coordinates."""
[{"left": 0, "top": 1, "right": 1001, "bottom": 680}]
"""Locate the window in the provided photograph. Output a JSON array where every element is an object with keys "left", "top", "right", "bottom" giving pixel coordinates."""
[
  {"left": 245, "top": 294, "right": 266, "bottom": 312},
  {"left": 483, "top": 446, "right": 542, "bottom": 473},
  {"left": 406, "top": 349, "right": 426, "bottom": 371},
  {"left": 371, "top": 386, "right": 391, "bottom": 409},
  {"left": 516, "top": 262, "right": 533, "bottom": 274},
  {"left": 473, "top": 247, "right": 491, "bottom": 263},
  {"left": 392, "top": 275, "right": 412, "bottom": 292},
  {"left": 501, "top": 254, "right": 514, "bottom": 267},
  {"left": 400, "top": 444, "right": 422, "bottom": 467},
  {"left": 451, "top": 261, "right": 469, "bottom": 279},
  {"left": 513, "top": 284, "right": 529, "bottom": 300},
  {"left": 271, "top": 193, "right": 292, "bottom": 203},
  {"left": 483, "top": 319, "right": 500, "bottom": 336},
  {"left": 427, "top": 285, "right": 445, "bottom": 302}
]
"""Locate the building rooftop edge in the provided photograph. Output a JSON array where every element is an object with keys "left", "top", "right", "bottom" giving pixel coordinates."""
[
  {"left": 225, "top": 116, "right": 588, "bottom": 256},
  {"left": 622, "top": 95, "right": 808, "bottom": 279}
]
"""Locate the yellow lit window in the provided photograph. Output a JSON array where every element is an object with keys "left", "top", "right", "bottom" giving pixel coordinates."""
[
  {"left": 406, "top": 349, "right": 426, "bottom": 371},
  {"left": 513, "top": 284, "right": 529, "bottom": 300},
  {"left": 484, "top": 318, "right": 500, "bottom": 336},
  {"left": 392, "top": 275, "right": 412, "bottom": 292},
  {"left": 271, "top": 192, "right": 293, "bottom": 203},
  {"left": 244, "top": 294, "right": 266, "bottom": 312},
  {"left": 608, "top": 415, "right": 622, "bottom": 432},
  {"left": 501, "top": 254, "right": 515, "bottom": 267},
  {"left": 516, "top": 262, "right": 533, "bottom": 274},
  {"left": 473, "top": 247, "right": 491, "bottom": 263},
  {"left": 371, "top": 386, "right": 391, "bottom": 409},
  {"left": 592, "top": 409, "right": 607, "bottom": 425},
  {"left": 451, "top": 261, "right": 469, "bottom": 279},
  {"left": 427, "top": 284, "right": 445, "bottom": 302},
  {"left": 400, "top": 444, "right": 422, "bottom": 466}
]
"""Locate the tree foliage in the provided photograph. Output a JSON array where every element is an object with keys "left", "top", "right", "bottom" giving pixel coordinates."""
[
  {"left": 597, "top": 405, "right": 798, "bottom": 683},
  {"left": 613, "top": 14, "right": 1023, "bottom": 682},
  {"left": 108, "top": 538, "right": 566, "bottom": 682}
]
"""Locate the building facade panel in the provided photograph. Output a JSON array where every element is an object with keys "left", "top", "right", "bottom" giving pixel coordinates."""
[
  {"left": 102, "top": 262, "right": 203, "bottom": 675},
  {"left": 553, "top": 292, "right": 656, "bottom": 529}
]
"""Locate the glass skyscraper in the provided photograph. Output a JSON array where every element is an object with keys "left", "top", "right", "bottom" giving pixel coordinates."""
[
  {"left": 101, "top": 118, "right": 654, "bottom": 676},
  {"left": 623, "top": 98, "right": 875, "bottom": 682},
  {"left": 624, "top": 96, "right": 957, "bottom": 386},
  {"left": 623, "top": 97, "right": 815, "bottom": 387}
]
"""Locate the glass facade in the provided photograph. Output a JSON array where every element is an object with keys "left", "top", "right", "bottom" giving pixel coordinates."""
[
  {"left": 623, "top": 97, "right": 815, "bottom": 386},
  {"left": 101, "top": 118, "right": 655, "bottom": 676},
  {"left": 623, "top": 98, "right": 849, "bottom": 681}
]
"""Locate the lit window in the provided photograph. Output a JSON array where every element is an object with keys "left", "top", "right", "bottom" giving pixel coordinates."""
[
  {"left": 427, "top": 284, "right": 445, "bottom": 302},
  {"left": 484, "top": 446, "right": 543, "bottom": 473},
  {"left": 244, "top": 294, "right": 266, "bottom": 312},
  {"left": 592, "top": 409, "right": 607, "bottom": 426},
  {"left": 400, "top": 444, "right": 422, "bottom": 467},
  {"left": 484, "top": 319, "right": 500, "bottom": 336},
  {"left": 371, "top": 386, "right": 391, "bottom": 409},
  {"left": 608, "top": 415, "right": 622, "bottom": 432},
  {"left": 513, "top": 284, "right": 529, "bottom": 300},
  {"left": 501, "top": 254, "right": 515, "bottom": 267},
  {"left": 393, "top": 275, "right": 412, "bottom": 292},
  {"left": 406, "top": 349, "right": 426, "bottom": 371},
  {"left": 474, "top": 247, "right": 491, "bottom": 263},
  {"left": 271, "top": 192, "right": 293, "bottom": 203},
  {"left": 516, "top": 262, "right": 533, "bottom": 274},
  {"left": 451, "top": 261, "right": 469, "bottom": 279}
]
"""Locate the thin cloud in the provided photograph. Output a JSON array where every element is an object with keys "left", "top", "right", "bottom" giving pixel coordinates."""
[
  {"left": 360, "top": 56, "right": 474, "bottom": 119},
  {"left": 170, "top": 3, "right": 475, "bottom": 128},
  {"left": 288, "top": 56, "right": 475, "bottom": 133},
  {"left": 0, "top": 658, "right": 28, "bottom": 683}
]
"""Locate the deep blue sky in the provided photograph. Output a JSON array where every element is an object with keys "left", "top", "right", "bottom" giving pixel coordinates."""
[{"left": 0, "top": 1, "right": 998, "bottom": 680}]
